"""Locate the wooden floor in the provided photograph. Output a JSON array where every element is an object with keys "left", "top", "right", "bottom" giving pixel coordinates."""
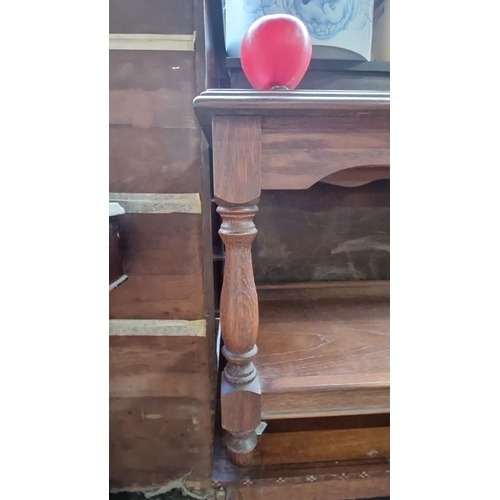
[{"left": 255, "top": 281, "right": 390, "bottom": 420}]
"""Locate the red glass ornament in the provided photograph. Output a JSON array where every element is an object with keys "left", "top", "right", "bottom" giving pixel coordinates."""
[{"left": 241, "top": 14, "right": 312, "bottom": 90}]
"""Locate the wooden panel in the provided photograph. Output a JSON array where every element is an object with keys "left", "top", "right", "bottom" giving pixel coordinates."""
[
  {"left": 109, "top": 51, "right": 202, "bottom": 194},
  {"left": 213, "top": 116, "right": 262, "bottom": 204},
  {"left": 110, "top": 336, "right": 210, "bottom": 399},
  {"left": 109, "top": 0, "right": 194, "bottom": 35},
  {"left": 109, "top": 126, "right": 201, "bottom": 194},
  {"left": 110, "top": 90, "right": 197, "bottom": 129},
  {"left": 117, "top": 214, "right": 203, "bottom": 276},
  {"left": 262, "top": 388, "right": 389, "bottom": 420},
  {"left": 256, "top": 282, "right": 390, "bottom": 419},
  {"left": 251, "top": 428, "right": 389, "bottom": 466},
  {"left": 109, "top": 51, "right": 197, "bottom": 129},
  {"left": 261, "top": 114, "right": 390, "bottom": 190},
  {"left": 109, "top": 214, "right": 205, "bottom": 319},
  {"left": 109, "top": 274, "right": 204, "bottom": 320},
  {"left": 253, "top": 181, "right": 390, "bottom": 284},
  {"left": 257, "top": 280, "right": 390, "bottom": 301},
  {"left": 109, "top": 336, "right": 213, "bottom": 490},
  {"left": 110, "top": 51, "right": 196, "bottom": 93},
  {"left": 109, "top": 0, "right": 216, "bottom": 490},
  {"left": 194, "top": 90, "right": 389, "bottom": 156}
]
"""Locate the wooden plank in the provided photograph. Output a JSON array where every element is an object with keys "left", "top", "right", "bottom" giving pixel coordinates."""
[
  {"left": 109, "top": 193, "right": 201, "bottom": 214},
  {"left": 109, "top": 274, "right": 205, "bottom": 320},
  {"left": 250, "top": 427, "right": 389, "bottom": 466},
  {"left": 257, "top": 281, "right": 390, "bottom": 301},
  {"left": 110, "top": 336, "right": 211, "bottom": 399},
  {"left": 255, "top": 282, "right": 390, "bottom": 419},
  {"left": 110, "top": 51, "right": 197, "bottom": 129},
  {"left": 253, "top": 182, "right": 390, "bottom": 284},
  {"left": 109, "top": 214, "right": 205, "bottom": 320},
  {"left": 110, "top": 397, "right": 211, "bottom": 491},
  {"left": 263, "top": 149, "right": 389, "bottom": 190},
  {"left": 110, "top": 0, "right": 195, "bottom": 35},
  {"left": 196, "top": 90, "right": 389, "bottom": 115},
  {"left": 110, "top": 337, "right": 213, "bottom": 490},
  {"left": 262, "top": 388, "right": 390, "bottom": 420},
  {"left": 212, "top": 116, "right": 262, "bottom": 205},
  {"left": 110, "top": 90, "right": 198, "bottom": 129},
  {"left": 109, "top": 319, "right": 206, "bottom": 337},
  {"left": 261, "top": 115, "right": 390, "bottom": 190},
  {"left": 194, "top": 89, "right": 389, "bottom": 148},
  {"left": 110, "top": 51, "right": 196, "bottom": 92},
  {"left": 116, "top": 214, "right": 203, "bottom": 276},
  {"left": 109, "top": 126, "right": 202, "bottom": 194}
]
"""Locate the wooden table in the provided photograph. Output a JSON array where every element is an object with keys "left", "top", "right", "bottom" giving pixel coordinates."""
[{"left": 194, "top": 89, "right": 390, "bottom": 466}]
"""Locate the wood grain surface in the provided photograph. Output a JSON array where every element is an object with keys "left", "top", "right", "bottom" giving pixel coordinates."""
[
  {"left": 111, "top": 213, "right": 203, "bottom": 276},
  {"left": 255, "top": 282, "right": 390, "bottom": 419},
  {"left": 261, "top": 114, "right": 389, "bottom": 189},
  {"left": 109, "top": 337, "right": 212, "bottom": 490},
  {"left": 213, "top": 116, "right": 262, "bottom": 205},
  {"left": 109, "top": 52, "right": 197, "bottom": 129},
  {"left": 109, "top": 126, "right": 202, "bottom": 194},
  {"left": 194, "top": 89, "right": 390, "bottom": 142},
  {"left": 109, "top": 0, "right": 216, "bottom": 490},
  {"left": 110, "top": 51, "right": 201, "bottom": 194},
  {"left": 218, "top": 206, "right": 261, "bottom": 465},
  {"left": 110, "top": 0, "right": 194, "bottom": 35}
]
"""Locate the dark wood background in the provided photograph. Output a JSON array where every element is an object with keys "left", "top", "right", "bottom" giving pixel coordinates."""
[{"left": 109, "top": 0, "right": 216, "bottom": 491}]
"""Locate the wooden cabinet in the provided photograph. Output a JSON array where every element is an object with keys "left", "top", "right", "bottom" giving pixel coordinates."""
[{"left": 194, "top": 90, "right": 390, "bottom": 469}]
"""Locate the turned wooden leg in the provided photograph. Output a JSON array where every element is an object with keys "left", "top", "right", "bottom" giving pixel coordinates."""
[{"left": 218, "top": 205, "right": 261, "bottom": 466}]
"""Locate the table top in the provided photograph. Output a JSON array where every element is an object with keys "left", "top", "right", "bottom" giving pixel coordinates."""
[{"left": 194, "top": 89, "right": 390, "bottom": 142}]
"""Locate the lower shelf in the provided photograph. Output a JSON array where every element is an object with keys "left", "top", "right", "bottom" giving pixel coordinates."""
[
  {"left": 213, "top": 414, "right": 390, "bottom": 500},
  {"left": 255, "top": 281, "right": 390, "bottom": 420}
]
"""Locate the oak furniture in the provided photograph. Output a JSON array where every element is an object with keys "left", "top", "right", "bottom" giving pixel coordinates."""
[{"left": 194, "top": 89, "right": 390, "bottom": 466}]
